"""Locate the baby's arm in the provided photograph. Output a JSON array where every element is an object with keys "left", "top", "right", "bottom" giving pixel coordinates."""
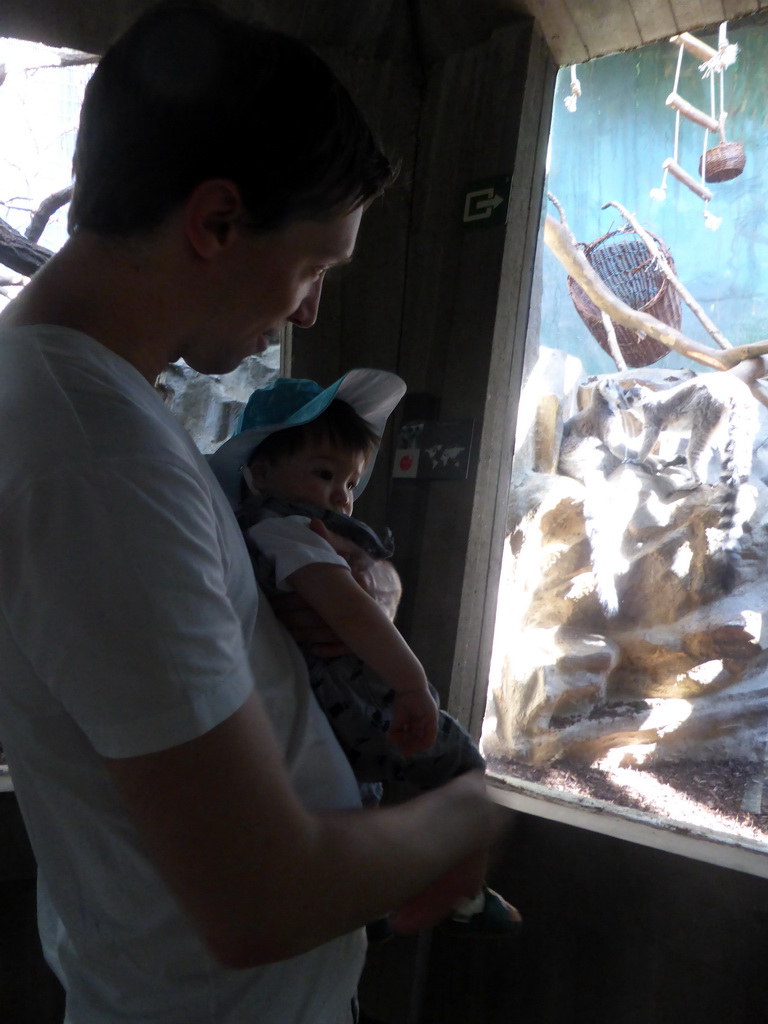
[{"left": 288, "top": 560, "right": 438, "bottom": 755}]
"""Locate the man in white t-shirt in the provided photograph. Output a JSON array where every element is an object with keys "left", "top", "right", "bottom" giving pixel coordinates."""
[{"left": 0, "top": 4, "right": 498, "bottom": 1023}]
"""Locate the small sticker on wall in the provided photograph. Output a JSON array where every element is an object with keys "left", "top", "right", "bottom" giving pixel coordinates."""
[{"left": 393, "top": 448, "right": 420, "bottom": 478}]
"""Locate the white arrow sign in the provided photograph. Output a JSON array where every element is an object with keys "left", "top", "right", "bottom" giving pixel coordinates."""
[{"left": 463, "top": 188, "right": 505, "bottom": 222}]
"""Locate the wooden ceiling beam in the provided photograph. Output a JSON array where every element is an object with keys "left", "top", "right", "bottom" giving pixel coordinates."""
[{"left": 0, "top": 0, "right": 766, "bottom": 71}]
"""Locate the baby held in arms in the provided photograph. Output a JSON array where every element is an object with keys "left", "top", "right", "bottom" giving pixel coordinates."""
[{"left": 210, "top": 369, "right": 522, "bottom": 938}]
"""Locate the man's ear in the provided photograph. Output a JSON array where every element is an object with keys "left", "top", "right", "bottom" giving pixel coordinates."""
[{"left": 184, "top": 179, "right": 244, "bottom": 259}]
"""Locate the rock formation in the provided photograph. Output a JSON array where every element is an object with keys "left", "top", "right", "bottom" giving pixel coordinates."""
[
  {"left": 158, "top": 348, "right": 279, "bottom": 454},
  {"left": 482, "top": 347, "right": 768, "bottom": 770}
]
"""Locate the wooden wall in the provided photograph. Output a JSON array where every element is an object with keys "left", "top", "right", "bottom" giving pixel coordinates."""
[
  {"left": 293, "top": 15, "right": 556, "bottom": 726},
  {"left": 360, "top": 804, "right": 768, "bottom": 1024},
  {"left": 286, "top": 43, "right": 419, "bottom": 535}
]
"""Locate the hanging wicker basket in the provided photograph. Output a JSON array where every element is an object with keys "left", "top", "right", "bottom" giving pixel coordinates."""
[
  {"left": 699, "top": 141, "right": 746, "bottom": 183},
  {"left": 567, "top": 228, "right": 682, "bottom": 368}
]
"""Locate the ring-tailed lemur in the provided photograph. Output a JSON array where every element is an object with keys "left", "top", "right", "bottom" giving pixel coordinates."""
[
  {"left": 557, "top": 377, "right": 641, "bottom": 615},
  {"left": 557, "top": 377, "right": 637, "bottom": 482},
  {"left": 623, "top": 372, "right": 757, "bottom": 593}
]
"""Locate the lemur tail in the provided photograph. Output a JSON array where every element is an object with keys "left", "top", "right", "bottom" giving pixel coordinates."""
[
  {"left": 710, "top": 396, "right": 749, "bottom": 594},
  {"left": 582, "top": 476, "right": 624, "bottom": 616},
  {"left": 586, "top": 524, "right": 620, "bottom": 614}
]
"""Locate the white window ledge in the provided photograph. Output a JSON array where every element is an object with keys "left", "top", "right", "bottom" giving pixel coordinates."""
[{"left": 488, "top": 774, "right": 768, "bottom": 880}]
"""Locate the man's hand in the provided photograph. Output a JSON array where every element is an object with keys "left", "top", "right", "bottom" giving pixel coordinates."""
[
  {"left": 388, "top": 688, "right": 439, "bottom": 756},
  {"left": 390, "top": 853, "right": 488, "bottom": 934},
  {"left": 388, "top": 771, "right": 504, "bottom": 934}
]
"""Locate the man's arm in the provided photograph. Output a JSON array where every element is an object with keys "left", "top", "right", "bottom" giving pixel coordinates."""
[{"left": 105, "top": 691, "right": 496, "bottom": 968}]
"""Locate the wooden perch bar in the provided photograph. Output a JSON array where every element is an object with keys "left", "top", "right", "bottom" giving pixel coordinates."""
[
  {"left": 670, "top": 32, "right": 718, "bottom": 62},
  {"left": 666, "top": 92, "right": 720, "bottom": 132},
  {"left": 663, "top": 158, "right": 713, "bottom": 201}
]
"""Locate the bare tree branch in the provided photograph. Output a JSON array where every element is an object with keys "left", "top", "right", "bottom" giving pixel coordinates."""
[
  {"left": 600, "top": 309, "right": 627, "bottom": 370},
  {"left": 601, "top": 200, "right": 733, "bottom": 351},
  {"left": 0, "top": 216, "right": 52, "bottom": 276},
  {"left": 25, "top": 186, "right": 73, "bottom": 243},
  {"left": 544, "top": 213, "right": 768, "bottom": 372},
  {"left": 547, "top": 192, "right": 578, "bottom": 248},
  {"left": 56, "top": 52, "right": 99, "bottom": 68},
  {"left": 544, "top": 213, "right": 730, "bottom": 370},
  {"left": 23, "top": 52, "right": 98, "bottom": 71}
]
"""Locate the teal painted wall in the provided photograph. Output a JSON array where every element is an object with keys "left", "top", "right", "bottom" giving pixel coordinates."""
[{"left": 541, "top": 12, "right": 768, "bottom": 376}]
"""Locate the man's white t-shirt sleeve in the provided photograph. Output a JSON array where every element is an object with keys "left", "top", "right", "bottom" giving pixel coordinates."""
[{"left": 0, "top": 457, "right": 255, "bottom": 758}]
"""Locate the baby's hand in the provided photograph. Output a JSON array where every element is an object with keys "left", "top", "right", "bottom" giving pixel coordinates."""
[{"left": 388, "top": 688, "right": 439, "bottom": 756}]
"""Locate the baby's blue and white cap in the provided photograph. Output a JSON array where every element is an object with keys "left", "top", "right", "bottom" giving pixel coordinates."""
[{"left": 209, "top": 367, "right": 406, "bottom": 507}]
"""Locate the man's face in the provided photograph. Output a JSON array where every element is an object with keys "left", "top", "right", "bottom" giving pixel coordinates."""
[
  {"left": 250, "top": 440, "right": 368, "bottom": 516},
  {"left": 182, "top": 204, "right": 363, "bottom": 375}
]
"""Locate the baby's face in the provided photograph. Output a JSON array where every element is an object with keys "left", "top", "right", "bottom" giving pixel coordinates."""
[{"left": 251, "top": 441, "right": 368, "bottom": 515}]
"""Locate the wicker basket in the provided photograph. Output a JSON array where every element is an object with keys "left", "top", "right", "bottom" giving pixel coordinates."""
[
  {"left": 699, "top": 141, "right": 746, "bottom": 183},
  {"left": 567, "top": 228, "right": 682, "bottom": 368}
]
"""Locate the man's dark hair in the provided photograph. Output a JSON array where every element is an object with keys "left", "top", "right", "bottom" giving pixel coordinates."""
[
  {"left": 249, "top": 399, "right": 379, "bottom": 468},
  {"left": 69, "top": 2, "right": 395, "bottom": 235}
]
